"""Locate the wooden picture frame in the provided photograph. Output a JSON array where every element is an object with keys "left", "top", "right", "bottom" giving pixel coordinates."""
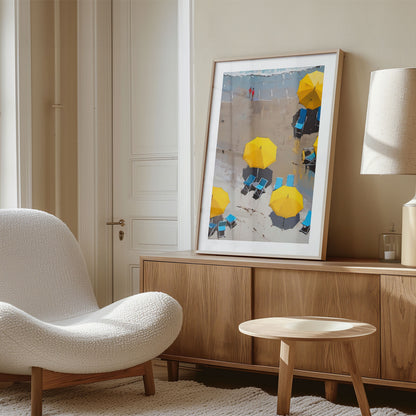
[{"left": 197, "top": 50, "right": 344, "bottom": 260}]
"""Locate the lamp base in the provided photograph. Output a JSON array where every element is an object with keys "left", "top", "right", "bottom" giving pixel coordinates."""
[{"left": 402, "top": 201, "right": 416, "bottom": 267}]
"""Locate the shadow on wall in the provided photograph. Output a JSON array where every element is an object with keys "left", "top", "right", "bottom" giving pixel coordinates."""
[{"left": 326, "top": 53, "right": 411, "bottom": 258}]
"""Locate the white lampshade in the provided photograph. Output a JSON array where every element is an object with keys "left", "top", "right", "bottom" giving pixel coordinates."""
[
  {"left": 361, "top": 68, "right": 416, "bottom": 175},
  {"left": 361, "top": 67, "right": 416, "bottom": 267}
]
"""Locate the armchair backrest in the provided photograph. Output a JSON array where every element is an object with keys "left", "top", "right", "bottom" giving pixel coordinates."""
[{"left": 0, "top": 209, "right": 98, "bottom": 322}]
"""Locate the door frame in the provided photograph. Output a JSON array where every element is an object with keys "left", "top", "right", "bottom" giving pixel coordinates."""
[
  {"left": 78, "top": 0, "right": 193, "bottom": 306},
  {"left": 77, "top": 0, "right": 113, "bottom": 306}
]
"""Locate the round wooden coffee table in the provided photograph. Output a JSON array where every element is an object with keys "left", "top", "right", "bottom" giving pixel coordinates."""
[{"left": 239, "top": 316, "right": 376, "bottom": 416}]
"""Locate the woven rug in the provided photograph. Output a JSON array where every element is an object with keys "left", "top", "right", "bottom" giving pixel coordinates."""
[{"left": 0, "top": 378, "right": 414, "bottom": 415}]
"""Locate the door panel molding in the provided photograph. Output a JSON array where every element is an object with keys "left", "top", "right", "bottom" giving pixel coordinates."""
[
  {"left": 129, "top": 154, "right": 178, "bottom": 161},
  {"left": 131, "top": 159, "right": 178, "bottom": 197},
  {"left": 131, "top": 219, "right": 179, "bottom": 248}
]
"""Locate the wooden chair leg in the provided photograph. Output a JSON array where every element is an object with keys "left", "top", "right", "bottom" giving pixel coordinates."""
[
  {"left": 31, "top": 367, "right": 43, "bottom": 416},
  {"left": 342, "top": 341, "right": 371, "bottom": 416},
  {"left": 142, "top": 360, "right": 155, "bottom": 396},
  {"left": 325, "top": 380, "right": 338, "bottom": 402},
  {"left": 277, "top": 340, "right": 296, "bottom": 415},
  {"left": 30, "top": 361, "right": 155, "bottom": 415}
]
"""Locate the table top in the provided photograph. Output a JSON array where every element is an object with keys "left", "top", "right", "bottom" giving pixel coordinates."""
[{"left": 239, "top": 316, "right": 376, "bottom": 341}]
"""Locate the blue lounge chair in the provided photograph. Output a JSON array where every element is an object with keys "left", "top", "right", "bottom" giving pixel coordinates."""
[
  {"left": 295, "top": 108, "right": 307, "bottom": 130},
  {"left": 218, "top": 221, "right": 227, "bottom": 238},
  {"left": 302, "top": 147, "right": 316, "bottom": 173},
  {"left": 253, "top": 178, "right": 268, "bottom": 199},
  {"left": 304, "top": 152, "right": 316, "bottom": 162},
  {"left": 286, "top": 174, "right": 295, "bottom": 187},
  {"left": 226, "top": 214, "right": 237, "bottom": 229},
  {"left": 208, "top": 222, "right": 217, "bottom": 237},
  {"left": 302, "top": 210, "right": 312, "bottom": 227},
  {"left": 241, "top": 174, "right": 256, "bottom": 195},
  {"left": 273, "top": 177, "right": 283, "bottom": 191},
  {"left": 300, "top": 210, "right": 312, "bottom": 235}
]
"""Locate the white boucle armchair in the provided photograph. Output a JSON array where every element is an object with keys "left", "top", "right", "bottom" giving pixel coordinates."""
[{"left": 0, "top": 209, "right": 183, "bottom": 416}]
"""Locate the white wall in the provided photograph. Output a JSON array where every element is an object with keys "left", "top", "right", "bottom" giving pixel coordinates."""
[{"left": 194, "top": 0, "right": 416, "bottom": 258}]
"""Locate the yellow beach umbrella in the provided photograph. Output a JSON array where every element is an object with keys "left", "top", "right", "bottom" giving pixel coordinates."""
[
  {"left": 210, "top": 187, "right": 230, "bottom": 218},
  {"left": 313, "top": 136, "right": 319, "bottom": 155},
  {"left": 269, "top": 186, "right": 303, "bottom": 218},
  {"left": 243, "top": 137, "right": 277, "bottom": 169},
  {"left": 297, "top": 71, "right": 324, "bottom": 110}
]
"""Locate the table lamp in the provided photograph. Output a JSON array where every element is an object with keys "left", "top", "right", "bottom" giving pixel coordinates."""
[{"left": 361, "top": 68, "right": 416, "bottom": 267}]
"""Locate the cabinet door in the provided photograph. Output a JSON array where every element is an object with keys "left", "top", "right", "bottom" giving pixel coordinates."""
[
  {"left": 143, "top": 260, "right": 252, "bottom": 364},
  {"left": 253, "top": 269, "right": 380, "bottom": 377},
  {"left": 381, "top": 275, "right": 416, "bottom": 382}
]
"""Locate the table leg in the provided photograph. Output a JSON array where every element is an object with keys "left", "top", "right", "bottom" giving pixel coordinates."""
[
  {"left": 342, "top": 341, "right": 371, "bottom": 416},
  {"left": 277, "top": 340, "right": 296, "bottom": 415}
]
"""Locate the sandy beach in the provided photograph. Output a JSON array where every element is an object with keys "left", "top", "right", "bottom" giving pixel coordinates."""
[{"left": 210, "top": 67, "right": 321, "bottom": 244}]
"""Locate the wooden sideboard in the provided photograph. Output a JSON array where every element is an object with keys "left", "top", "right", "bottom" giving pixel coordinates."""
[{"left": 140, "top": 251, "right": 416, "bottom": 390}]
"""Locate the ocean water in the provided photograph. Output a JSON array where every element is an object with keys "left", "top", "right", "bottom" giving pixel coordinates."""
[{"left": 221, "top": 65, "right": 325, "bottom": 103}]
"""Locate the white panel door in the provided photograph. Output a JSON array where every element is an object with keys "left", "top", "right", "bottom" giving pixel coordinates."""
[{"left": 112, "top": 0, "right": 178, "bottom": 300}]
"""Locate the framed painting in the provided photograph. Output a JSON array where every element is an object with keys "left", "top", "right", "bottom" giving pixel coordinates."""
[{"left": 197, "top": 50, "right": 344, "bottom": 260}]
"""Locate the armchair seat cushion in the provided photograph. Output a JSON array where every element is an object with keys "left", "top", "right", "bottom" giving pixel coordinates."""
[{"left": 0, "top": 291, "right": 182, "bottom": 375}]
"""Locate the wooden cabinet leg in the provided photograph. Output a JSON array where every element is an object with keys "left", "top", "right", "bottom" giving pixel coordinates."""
[
  {"left": 167, "top": 360, "right": 179, "bottom": 381},
  {"left": 142, "top": 361, "right": 155, "bottom": 396},
  {"left": 277, "top": 340, "right": 296, "bottom": 415},
  {"left": 31, "top": 367, "right": 43, "bottom": 416},
  {"left": 325, "top": 380, "right": 338, "bottom": 402},
  {"left": 342, "top": 341, "right": 371, "bottom": 416}
]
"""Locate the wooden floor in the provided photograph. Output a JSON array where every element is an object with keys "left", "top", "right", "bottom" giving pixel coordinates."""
[{"left": 153, "top": 360, "right": 416, "bottom": 415}]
